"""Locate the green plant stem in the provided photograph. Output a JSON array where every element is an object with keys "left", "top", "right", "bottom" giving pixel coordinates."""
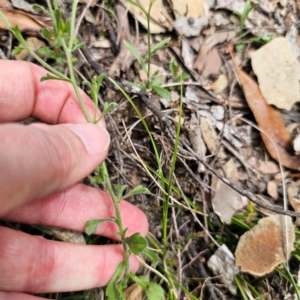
[
  {"left": 46, "top": 0, "right": 56, "bottom": 26},
  {"left": 101, "top": 161, "right": 131, "bottom": 277},
  {"left": 60, "top": 37, "right": 92, "bottom": 122},
  {"left": 69, "top": 0, "right": 78, "bottom": 51}
]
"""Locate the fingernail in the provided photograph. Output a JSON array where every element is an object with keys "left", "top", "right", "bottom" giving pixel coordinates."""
[{"left": 62, "top": 124, "right": 110, "bottom": 155}]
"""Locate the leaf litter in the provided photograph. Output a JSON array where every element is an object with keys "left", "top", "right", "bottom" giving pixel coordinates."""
[{"left": 1, "top": 0, "right": 300, "bottom": 298}]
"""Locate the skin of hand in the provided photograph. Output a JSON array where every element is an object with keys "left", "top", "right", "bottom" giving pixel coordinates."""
[{"left": 0, "top": 60, "right": 148, "bottom": 300}]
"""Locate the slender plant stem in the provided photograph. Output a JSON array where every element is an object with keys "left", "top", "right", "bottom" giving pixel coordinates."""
[
  {"left": 60, "top": 37, "right": 92, "bottom": 122},
  {"left": 69, "top": 0, "right": 78, "bottom": 51},
  {"left": 101, "top": 161, "right": 130, "bottom": 277}
]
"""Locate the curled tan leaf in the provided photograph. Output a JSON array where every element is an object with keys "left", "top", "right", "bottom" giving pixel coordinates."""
[
  {"left": 228, "top": 44, "right": 300, "bottom": 171},
  {"left": 0, "top": 7, "right": 48, "bottom": 30}
]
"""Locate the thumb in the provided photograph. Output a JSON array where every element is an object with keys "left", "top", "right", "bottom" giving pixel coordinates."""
[{"left": 0, "top": 123, "right": 110, "bottom": 216}]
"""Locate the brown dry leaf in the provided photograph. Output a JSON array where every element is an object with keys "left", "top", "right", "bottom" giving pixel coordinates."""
[
  {"left": 187, "top": 113, "right": 207, "bottom": 172},
  {"left": 248, "top": 157, "right": 280, "bottom": 174},
  {"left": 200, "top": 117, "right": 226, "bottom": 158},
  {"left": 205, "top": 74, "right": 228, "bottom": 94},
  {"left": 201, "top": 47, "right": 222, "bottom": 79},
  {"left": 120, "top": 0, "right": 172, "bottom": 33},
  {"left": 288, "top": 181, "right": 300, "bottom": 225},
  {"left": 207, "top": 244, "right": 239, "bottom": 295},
  {"left": 0, "top": 0, "right": 12, "bottom": 9},
  {"left": 123, "top": 283, "right": 143, "bottom": 300},
  {"left": 211, "top": 159, "right": 247, "bottom": 223},
  {"left": 228, "top": 45, "right": 300, "bottom": 171},
  {"left": 14, "top": 37, "right": 45, "bottom": 60},
  {"left": 267, "top": 180, "right": 279, "bottom": 200},
  {"left": 34, "top": 225, "right": 86, "bottom": 244},
  {"left": 235, "top": 215, "right": 294, "bottom": 276},
  {"left": 194, "top": 31, "right": 236, "bottom": 77},
  {"left": 172, "top": 0, "right": 209, "bottom": 18},
  {"left": 0, "top": 7, "right": 48, "bottom": 30},
  {"left": 250, "top": 38, "right": 300, "bottom": 111}
]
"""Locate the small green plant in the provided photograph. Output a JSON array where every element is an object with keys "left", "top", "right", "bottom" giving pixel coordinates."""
[
  {"left": 169, "top": 57, "right": 190, "bottom": 86},
  {"left": 233, "top": 0, "right": 273, "bottom": 51},
  {"left": 123, "top": 0, "right": 171, "bottom": 100},
  {"left": 0, "top": 1, "right": 163, "bottom": 299}
]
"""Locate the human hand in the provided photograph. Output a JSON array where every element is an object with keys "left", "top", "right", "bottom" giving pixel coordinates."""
[{"left": 0, "top": 60, "right": 148, "bottom": 300}]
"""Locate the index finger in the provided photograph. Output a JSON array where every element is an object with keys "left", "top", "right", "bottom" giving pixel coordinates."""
[{"left": 0, "top": 60, "right": 103, "bottom": 125}]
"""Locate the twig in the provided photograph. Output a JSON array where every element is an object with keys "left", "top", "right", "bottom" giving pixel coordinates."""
[{"left": 80, "top": 47, "right": 300, "bottom": 218}]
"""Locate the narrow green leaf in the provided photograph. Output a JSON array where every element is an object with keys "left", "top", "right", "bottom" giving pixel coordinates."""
[
  {"left": 54, "top": 9, "right": 62, "bottom": 34},
  {"left": 123, "top": 185, "right": 150, "bottom": 199},
  {"left": 38, "top": 47, "right": 57, "bottom": 59},
  {"left": 42, "top": 28, "right": 53, "bottom": 40},
  {"left": 32, "top": 4, "right": 49, "bottom": 14},
  {"left": 11, "top": 47, "right": 23, "bottom": 56},
  {"left": 40, "top": 73, "right": 70, "bottom": 82},
  {"left": 114, "top": 184, "right": 128, "bottom": 200},
  {"left": 97, "top": 74, "right": 106, "bottom": 86},
  {"left": 90, "top": 175, "right": 104, "bottom": 184},
  {"left": 141, "top": 248, "right": 159, "bottom": 267},
  {"left": 149, "top": 76, "right": 162, "bottom": 88},
  {"left": 130, "top": 274, "right": 164, "bottom": 300},
  {"left": 106, "top": 262, "right": 126, "bottom": 300},
  {"left": 72, "top": 42, "right": 86, "bottom": 52},
  {"left": 235, "top": 43, "right": 246, "bottom": 51},
  {"left": 123, "top": 40, "right": 147, "bottom": 74},
  {"left": 125, "top": 0, "right": 146, "bottom": 14},
  {"left": 124, "top": 232, "right": 148, "bottom": 255},
  {"left": 149, "top": 37, "right": 171, "bottom": 56},
  {"left": 102, "top": 102, "right": 118, "bottom": 117},
  {"left": 169, "top": 57, "right": 176, "bottom": 76},
  {"left": 85, "top": 218, "right": 111, "bottom": 235},
  {"left": 144, "top": 282, "right": 164, "bottom": 300},
  {"left": 152, "top": 86, "right": 171, "bottom": 100}
]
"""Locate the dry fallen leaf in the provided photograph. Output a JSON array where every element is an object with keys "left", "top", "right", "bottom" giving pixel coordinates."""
[
  {"left": 235, "top": 215, "right": 294, "bottom": 276},
  {"left": 172, "top": 0, "right": 209, "bottom": 18},
  {"left": 212, "top": 159, "right": 247, "bottom": 223},
  {"left": 194, "top": 31, "right": 235, "bottom": 77},
  {"left": 34, "top": 225, "right": 86, "bottom": 244},
  {"left": 267, "top": 180, "right": 279, "bottom": 200},
  {"left": 288, "top": 181, "right": 300, "bottom": 225},
  {"left": 248, "top": 157, "right": 280, "bottom": 174},
  {"left": 205, "top": 74, "right": 228, "bottom": 94},
  {"left": 229, "top": 44, "right": 300, "bottom": 171},
  {"left": 173, "top": 16, "right": 208, "bottom": 37},
  {"left": 120, "top": 0, "right": 172, "bottom": 33},
  {"left": 200, "top": 117, "right": 226, "bottom": 158},
  {"left": 207, "top": 244, "right": 239, "bottom": 295},
  {"left": 14, "top": 37, "right": 45, "bottom": 60},
  {"left": 0, "top": 7, "right": 48, "bottom": 30},
  {"left": 123, "top": 283, "right": 143, "bottom": 300},
  {"left": 251, "top": 38, "right": 300, "bottom": 111},
  {"left": 187, "top": 113, "right": 207, "bottom": 172}
]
